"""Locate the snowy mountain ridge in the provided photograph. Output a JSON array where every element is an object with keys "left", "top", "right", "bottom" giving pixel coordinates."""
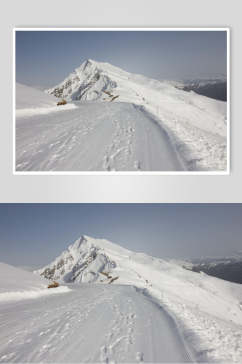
[
  {"left": 46, "top": 59, "right": 226, "bottom": 119},
  {"left": 47, "top": 59, "right": 175, "bottom": 103},
  {"left": 36, "top": 235, "right": 169, "bottom": 286},
  {"left": 36, "top": 235, "right": 242, "bottom": 322}
]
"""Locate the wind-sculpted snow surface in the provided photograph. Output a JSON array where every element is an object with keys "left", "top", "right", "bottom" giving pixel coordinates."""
[
  {"left": 16, "top": 101, "right": 184, "bottom": 171},
  {"left": 0, "top": 284, "right": 192, "bottom": 363},
  {"left": 36, "top": 235, "right": 242, "bottom": 363},
  {"left": 15, "top": 60, "right": 227, "bottom": 171}
]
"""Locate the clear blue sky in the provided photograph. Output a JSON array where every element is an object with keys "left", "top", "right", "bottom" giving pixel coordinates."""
[
  {"left": 0, "top": 204, "right": 241, "bottom": 268},
  {"left": 16, "top": 30, "right": 227, "bottom": 88}
]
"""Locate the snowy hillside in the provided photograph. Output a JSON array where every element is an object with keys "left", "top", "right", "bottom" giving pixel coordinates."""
[
  {"left": 16, "top": 83, "right": 77, "bottom": 118},
  {"left": 35, "top": 235, "right": 242, "bottom": 362},
  {"left": 0, "top": 262, "right": 69, "bottom": 301},
  {"left": 0, "top": 282, "right": 192, "bottom": 363},
  {"left": 16, "top": 101, "right": 184, "bottom": 172},
  {"left": 16, "top": 83, "right": 58, "bottom": 110}
]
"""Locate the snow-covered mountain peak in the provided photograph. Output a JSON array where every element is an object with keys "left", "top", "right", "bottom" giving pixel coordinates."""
[
  {"left": 46, "top": 58, "right": 170, "bottom": 102},
  {"left": 35, "top": 235, "right": 133, "bottom": 284},
  {"left": 68, "top": 234, "right": 131, "bottom": 257},
  {"left": 82, "top": 58, "right": 96, "bottom": 66},
  {"left": 68, "top": 234, "right": 91, "bottom": 251},
  {"left": 76, "top": 59, "right": 99, "bottom": 73},
  {"left": 76, "top": 59, "right": 123, "bottom": 74},
  {"left": 47, "top": 58, "right": 121, "bottom": 101},
  {"left": 35, "top": 234, "right": 195, "bottom": 287}
]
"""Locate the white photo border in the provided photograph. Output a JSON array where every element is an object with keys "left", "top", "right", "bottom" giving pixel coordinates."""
[{"left": 13, "top": 27, "right": 230, "bottom": 176}]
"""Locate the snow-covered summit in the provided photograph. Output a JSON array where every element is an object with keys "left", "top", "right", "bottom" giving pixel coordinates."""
[
  {"left": 47, "top": 59, "right": 121, "bottom": 101},
  {"left": 46, "top": 58, "right": 193, "bottom": 106},
  {"left": 35, "top": 235, "right": 132, "bottom": 284},
  {"left": 37, "top": 234, "right": 181, "bottom": 286}
]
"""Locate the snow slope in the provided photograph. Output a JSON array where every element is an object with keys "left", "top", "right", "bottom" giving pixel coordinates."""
[
  {"left": 16, "top": 83, "right": 58, "bottom": 110},
  {"left": 37, "top": 235, "right": 242, "bottom": 362},
  {"left": 47, "top": 59, "right": 227, "bottom": 171},
  {"left": 0, "top": 284, "right": 192, "bottom": 363},
  {"left": 0, "top": 263, "right": 69, "bottom": 301},
  {"left": 16, "top": 102, "right": 184, "bottom": 171},
  {"left": 16, "top": 83, "right": 77, "bottom": 118}
]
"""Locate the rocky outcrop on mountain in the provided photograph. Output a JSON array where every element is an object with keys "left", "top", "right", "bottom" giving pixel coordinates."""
[
  {"left": 47, "top": 59, "right": 118, "bottom": 101},
  {"left": 35, "top": 235, "right": 119, "bottom": 283}
]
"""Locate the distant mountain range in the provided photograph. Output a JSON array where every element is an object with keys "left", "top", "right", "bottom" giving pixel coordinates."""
[
  {"left": 182, "top": 253, "right": 242, "bottom": 284},
  {"left": 171, "top": 78, "right": 227, "bottom": 102}
]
